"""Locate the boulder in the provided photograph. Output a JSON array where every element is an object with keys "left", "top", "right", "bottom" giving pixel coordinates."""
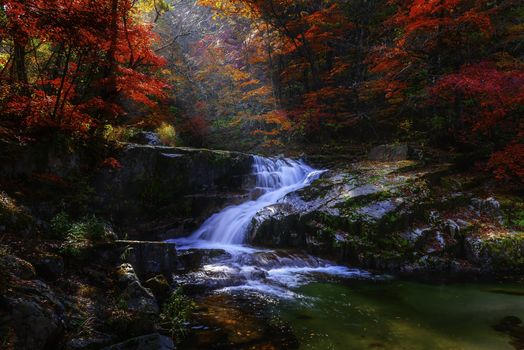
[
  {"left": 102, "top": 333, "right": 175, "bottom": 350},
  {"left": 67, "top": 335, "right": 114, "bottom": 350},
  {"left": 116, "top": 264, "right": 159, "bottom": 315},
  {"left": 143, "top": 275, "right": 172, "bottom": 304},
  {"left": 0, "top": 280, "right": 66, "bottom": 350},
  {"left": 368, "top": 144, "right": 410, "bottom": 162}
]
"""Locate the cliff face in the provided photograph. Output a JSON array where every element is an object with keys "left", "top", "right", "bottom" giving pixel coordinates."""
[{"left": 94, "top": 145, "right": 254, "bottom": 239}]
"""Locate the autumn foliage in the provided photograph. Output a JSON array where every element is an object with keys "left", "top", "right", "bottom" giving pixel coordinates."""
[
  {"left": 0, "top": 0, "right": 167, "bottom": 138},
  {"left": 1, "top": 0, "right": 523, "bottom": 183}
]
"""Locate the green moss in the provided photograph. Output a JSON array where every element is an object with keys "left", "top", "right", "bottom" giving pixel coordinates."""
[
  {"left": 483, "top": 234, "right": 524, "bottom": 272},
  {"left": 208, "top": 151, "right": 232, "bottom": 166}
]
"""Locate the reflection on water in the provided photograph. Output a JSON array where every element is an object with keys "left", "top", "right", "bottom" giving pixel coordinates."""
[{"left": 277, "top": 280, "right": 524, "bottom": 350}]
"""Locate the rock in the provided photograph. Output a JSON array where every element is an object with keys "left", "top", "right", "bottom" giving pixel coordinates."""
[
  {"left": 441, "top": 219, "right": 461, "bottom": 238},
  {"left": 176, "top": 249, "right": 230, "bottom": 272},
  {"left": 463, "top": 236, "right": 490, "bottom": 266},
  {"left": 129, "top": 132, "right": 162, "bottom": 146},
  {"left": 143, "top": 275, "right": 172, "bottom": 304},
  {"left": 30, "top": 254, "right": 64, "bottom": 281},
  {"left": 67, "top": 335, "right": 114, "bottom": 350},
  {"left": 118, "top": 241, "right": 178, "bottom": 280},
  {"left": 0, "top": 191, "right": 36, "bottom": 236},
  {"left": 94, "top": 145, "right": 254, "bottom": 235},
  {"left": 368, "top": 144, "right": 410, "bottom": 162},
  {"left": 102, "top": 333, "right": 175, "bottom": 350},
  {"left": 116, "top": 264, "right": 159, "bottom": 315},
  {"left": 470, "top": 197, "right": 504, "bottom": 223},
  {"left": 2, "top": 255, "right": 36, "bottom": 280},
  {"left": 414, "top": 229, "right": 454, "bottom": 255},
  {"left": 428, "top": 211, "right": 441, "bottom": 225},
  {"left": 249, "top": 203, "right": 300, "bottom": 247},
  {"left": 0, "top": 280, "right": 66, "bottom": 350}
]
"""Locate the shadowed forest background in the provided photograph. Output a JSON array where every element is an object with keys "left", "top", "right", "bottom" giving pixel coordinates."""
[{"left": 1, "top": 0, "right": 523, "bottom": 182}]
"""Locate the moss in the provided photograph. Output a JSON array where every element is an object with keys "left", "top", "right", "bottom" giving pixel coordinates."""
[
  {"left": 499, "top": 195, "right": 524, "bottom": 231},
  {"left": 207, "top": 151, "right": 233, "bottom": 167},
  {"left": 483, "top": 234, "right": 524, "bottom": 273}
]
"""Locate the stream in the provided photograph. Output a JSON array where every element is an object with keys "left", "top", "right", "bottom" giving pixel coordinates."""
[{"left": 168, "top": 156, "right": 524, "bottom": 349}]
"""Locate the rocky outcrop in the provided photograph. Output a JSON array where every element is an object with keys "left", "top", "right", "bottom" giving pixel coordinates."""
[
  {"left": 96, "top": 145, "right": 253, "bottom": 238},
  {"left": 249, "top": 161, "right": 435, "bottom": 257},
  {"left": 116, "top": 264, "right": 159, "bottom": 315},
  {"left": 368, "top": 144, "right": 411, "bottom": 162},
  {"left": 247, "top": 160, "right": 524, "bottom": 275},
  {"left": 0, "top": 277, "right": 67, "bottom": 350}
]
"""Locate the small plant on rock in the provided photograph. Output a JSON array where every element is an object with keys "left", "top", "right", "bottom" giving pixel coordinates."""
[{"left": 160, "top": 288, "right": 195, "bottom": 339}]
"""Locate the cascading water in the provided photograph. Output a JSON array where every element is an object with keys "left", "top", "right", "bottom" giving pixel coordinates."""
[
  {"left": 190, "top": 156, "right": 324, "bottom": 245},
  {"left": 169, "top": 156, "right": 371, "bottom": 298}
]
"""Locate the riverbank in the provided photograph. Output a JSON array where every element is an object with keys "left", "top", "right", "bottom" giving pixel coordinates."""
[{"left": 0, "top": 141, "right": 522, "bottom": 349}]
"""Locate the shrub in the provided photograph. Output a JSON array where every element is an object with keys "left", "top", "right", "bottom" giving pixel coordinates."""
[
  {"left": 103, "top": 125, "right": 140, "bottom": 143},
  {"left": 50, "top": 213, "right": 113, "bottom": 256},
  {"left": 156, "top": 122, "right": 177, "bottom": 146},
  {"left": 50, "top": 211, "right": 72, "bottom": 240},
  {"left": 160, "top": 288, "right": 195, "bottom": 338}
]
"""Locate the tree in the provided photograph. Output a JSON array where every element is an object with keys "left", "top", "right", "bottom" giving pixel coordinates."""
[{"left": 0, "top": 0, "right": 168, "bottom": 138}]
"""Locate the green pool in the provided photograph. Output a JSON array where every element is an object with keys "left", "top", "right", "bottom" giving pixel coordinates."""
[{"left": 277, "top": 280, "right": 524, "bottom": 350}]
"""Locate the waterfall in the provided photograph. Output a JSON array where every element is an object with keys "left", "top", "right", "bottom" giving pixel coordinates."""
[
  {"left": 189, "top": 156, "right": 324, "bottom": 245},
  {"left": 168, "top": 155, "right": 371, "bottom": 299}
]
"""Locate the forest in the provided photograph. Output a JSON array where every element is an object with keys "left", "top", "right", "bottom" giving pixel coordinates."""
[{"left": 0, "top": 1, "right": 523, "bottom": 350}]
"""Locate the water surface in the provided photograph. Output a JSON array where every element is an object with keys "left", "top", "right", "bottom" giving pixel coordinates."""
[{"left": 277, "top": 279, "right": 524, "bottom": 350}]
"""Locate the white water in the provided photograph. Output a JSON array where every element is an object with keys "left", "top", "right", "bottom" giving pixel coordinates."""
[
  {"left": 190, "top": 156, "right": 324, "bottom": 244},
  {"left": 169, "top": 156, "right": 372, "bottom": 299}
]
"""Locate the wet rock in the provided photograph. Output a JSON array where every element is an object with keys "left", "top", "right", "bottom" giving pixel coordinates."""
[
  {"left": 102, "top": 333, "right": 175, "bottom": 350},
  {"left": 116, "top": 264, "right": 159, "bottom": 315},
  {"left": 118, "top": 241, "right": 178, "bottom": 280},
  {"left": 31, "top": 254, "right": 64, "bottom": 281},
  {"left": 177, "top": 248, "right": 230, "bottom": 271},
  {"left": 368, "top": 144, "right": 410, "bottom": 162},
  {"left": 249, "top": 203, "right": 300, "bottom": 247}
]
